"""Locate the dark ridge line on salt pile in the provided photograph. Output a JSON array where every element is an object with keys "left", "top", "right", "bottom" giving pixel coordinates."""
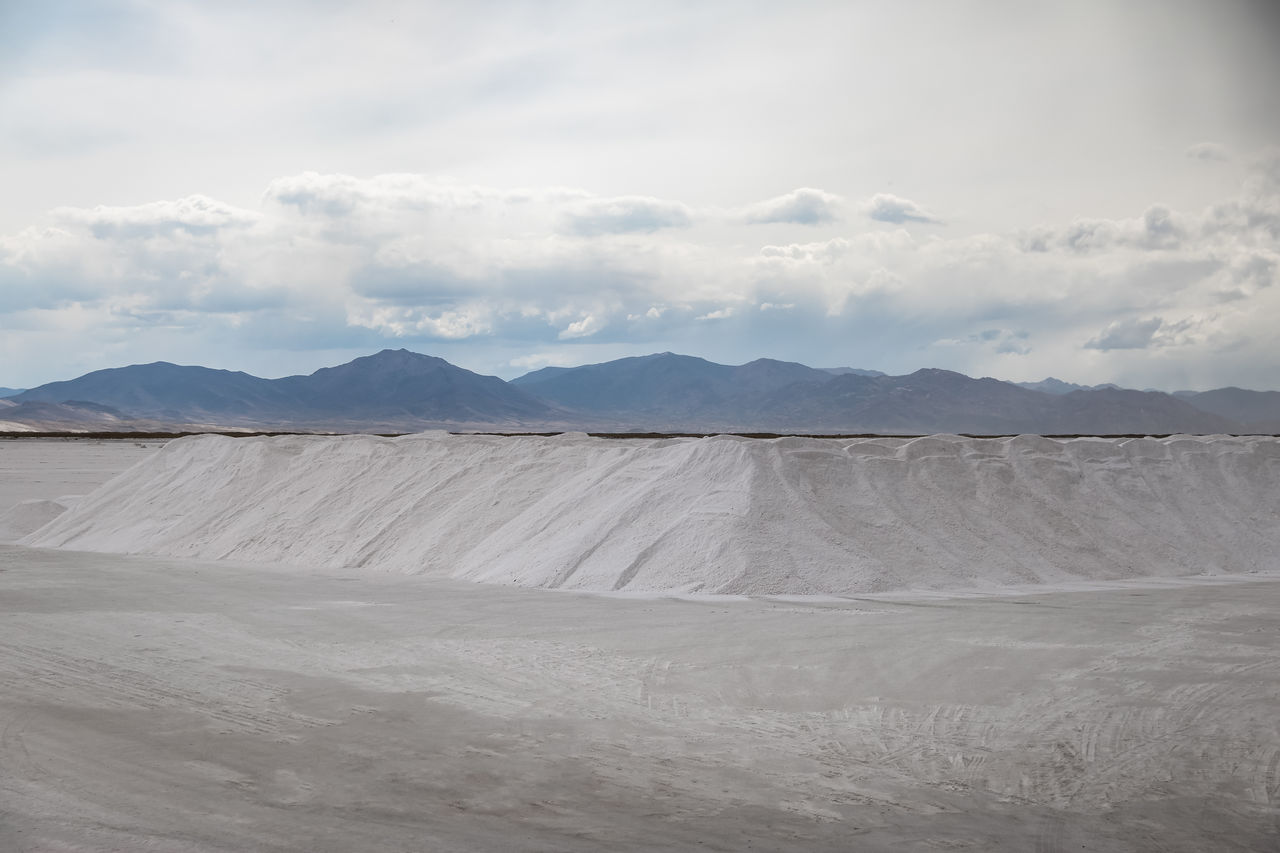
[
  {"left": 461, "top": 431, "right": 1275, "bottom": 440},
  {"left": 0, "top": 431, "right": 391, "bottom": 440},
  {"left": 5, "top": 427, "right": 1274, "bottom": 440}
]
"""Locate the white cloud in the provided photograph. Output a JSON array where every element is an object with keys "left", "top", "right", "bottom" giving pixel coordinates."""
[
  {"left": 53, "top": 195, "right": 262, "bottom": 238},
  {"left": 1082, "top": 316, "right": 1213, "bottom": 351},
  {"left": 561, "top": 196, "right": 693, "bottom": 236},
  {"left": 558, "top": 314, "right": 605, "bottom": 339},
  {"left": 3, "top": 155, "right": 1280, "bottom": 389},
  {"left": 1081, "top": 318, "right": 1158, "bottom": 351},
  {"left": 934, "top": 328, "right": 1031, "bottom": 356},
  {"left": 347, "top": 305, "right": 493, "bottom": 340},
  {"left": 1057, "top": 204, "right": 1190, "bottom": 253},
  {"left": 751, "top": 238, "right": 904, "bottom": 316},
  {"left": 741, "top": 188, "right": 842, "bottom": 225},
  {"left": 263, "top": 172, "right": 588, "bottom": 220},
  {"left": 860, "top": 193, "right": 942, "bottom": 225},
  {"left": 759, "top": 236, "right": 848, "bottom": 259},
  {"left": 626, "top": 306, "right": 665, "bottom": 321}
]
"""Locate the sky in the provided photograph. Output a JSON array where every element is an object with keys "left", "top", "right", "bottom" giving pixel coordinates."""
[{"left": 2, "top": 0, "right": 1279, "bottom": 391}]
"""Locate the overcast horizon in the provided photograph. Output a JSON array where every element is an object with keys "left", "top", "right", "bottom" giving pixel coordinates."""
[{"left": 3, "top": 1, "right": 1279, "bottom": 392}]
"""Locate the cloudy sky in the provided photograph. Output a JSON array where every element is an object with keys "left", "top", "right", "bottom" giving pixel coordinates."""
[{"left": 3, "top": 1, "right": 1279, "bottom": 390}]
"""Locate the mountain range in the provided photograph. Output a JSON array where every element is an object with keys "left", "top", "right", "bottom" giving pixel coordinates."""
[
  {"left": 6, "top": 351, "right": 555, "bottom": 431},
  {"left": 3, "top": 348, "right": 1278, "bottom": 435}
]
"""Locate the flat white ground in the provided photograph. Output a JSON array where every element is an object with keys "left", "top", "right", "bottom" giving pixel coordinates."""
[
  {"left": 1, "top": 439, "right": 1277, "bottom": 851},
  {"left": 0, "top": 438, "right": 161, "bottom": 511}
]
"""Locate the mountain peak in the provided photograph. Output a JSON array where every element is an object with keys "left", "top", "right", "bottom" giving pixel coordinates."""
[
  {"left": 321, "top": 349, "right": 449, "bottom": 374},
  {"left": 367, "top": 347, "right": 432, "bottom": 361},
  {"left": 909, "top": 367, "right": 968, "bottom": 380}
]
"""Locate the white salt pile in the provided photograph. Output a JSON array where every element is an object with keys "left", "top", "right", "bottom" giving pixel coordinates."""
[
  {"left": 24, "top": 432, "right": 1280, "bottom": 595},
  {"left": 0, "top": 497, "right": 75, "bottom": 542}
]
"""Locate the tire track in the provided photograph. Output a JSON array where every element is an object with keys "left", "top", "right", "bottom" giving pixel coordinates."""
[{"left": 0, "top": 640, "right": 324, "bottom": 736}]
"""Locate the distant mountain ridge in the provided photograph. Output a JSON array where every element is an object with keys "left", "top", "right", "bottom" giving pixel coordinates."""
[
  {"left": 511, "top": 352, "right": 835, "bottom": 421},
  {"left": 4, "top": 349, "right": 1277, "bottom": 434},
  {"left": 15, "top": 362, "right": 297, "bottom": 422},
  {"left": 1177, "top": 387, "right": 1280, "bottom": 432},
  {"left": 511, "top": 358, "right": 1266, "bottom": 434},
  {"left": 1015, "top": 377, "right": 1121, "bottom": 395},
  {"left": 11, "top": 350, "right": 558, "bottom": 430},
  {"left": 819, "top": 367, "right": 886, "bottom": 378},
  {"left": 273, "top": 349, "right": 554, "bottom": 423},
  {"left": 588, "top": 365, "right": 1236, "bottom": 434}
]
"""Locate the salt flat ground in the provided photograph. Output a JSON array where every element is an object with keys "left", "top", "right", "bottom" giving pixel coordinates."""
[
  {"left": 1, "top": 440, "right": 1278, "bottom": 851},
  {"left": 0, "top": 438, "right": 161, "bottom": 511}
]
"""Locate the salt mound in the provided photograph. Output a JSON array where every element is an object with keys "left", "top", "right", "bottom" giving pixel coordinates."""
[
  {"left": 1, "top": 498, "right": 74, "bottom": 542},
  {"left": 24, "top": 433, "right": 1280, "bottom": 595}
]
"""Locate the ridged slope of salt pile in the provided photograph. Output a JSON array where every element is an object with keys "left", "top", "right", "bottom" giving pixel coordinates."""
[{"left": 24, "top": 432, "right": 1280, "bottom": 595}]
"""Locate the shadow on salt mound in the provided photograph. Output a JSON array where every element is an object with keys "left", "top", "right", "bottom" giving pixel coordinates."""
[
  {"left": 3, "top": 498, "right": 73, "bottom": 542},
  {"left": 1119, "top": 437, "right": 1174, "bottom": 460},
  {"left": 772, "top": 436, "right": 834, "bottom": 450},
  {"left": 649, "top": 437, "right": 696, "bottom": 449},
  {"left": 960, "top": 436, "right": 1009, "bottom": 455},
  {"left": 1064, "top": 437, "right": 1128, "bottom": 462},
  {"left": 842, "top": 440, "right": 902, "bottom": 459},
  {"left": 548, "top": 431, "right": 592, "bottom": 441},
  {"left": 844, "top": 437, "right": 906, "bottom": 448},
  {"left": 785, "top": 448, "right": 848, "bottom": 463},
  {"left": 898, "top": 435, "right": 967, "bottom": 460},
  {"left": 1163, "top": 435, "right": 1215, "bottom": 450},
  {"left": 399, "top": 430, "right": 452, "bottom": 440},
  {"left": 1250, "top": 439, "right": 1280, "bottom": 458},
  {"left": 773, "top": 436, "right": 846, "bottom": 461},
  {"left": 1007, "top": 434, "right": 1063, "bottom": 455}
]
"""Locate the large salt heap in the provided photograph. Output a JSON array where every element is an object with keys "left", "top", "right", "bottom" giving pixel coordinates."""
[{"left": 24, "top": 432, "right": 1280, "bottom": 595}]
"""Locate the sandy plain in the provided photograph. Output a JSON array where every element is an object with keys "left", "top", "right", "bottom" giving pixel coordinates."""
[{"left": 1, "top": 438, "right": 1278, "bottom": 851}]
